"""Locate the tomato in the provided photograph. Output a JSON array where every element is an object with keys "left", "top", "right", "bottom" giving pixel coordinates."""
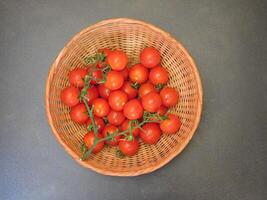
[
  {"left": 85, "top": 116, "right": 105, "bottom": 132},
  {"left": 123, "top": 99, "right": 144, "bottom": 120},
  {"left": 140, "top": 47, "right": 161, "bottom": 68},
  {"left": 160, "top": 87, "right": 179, "bottom": 107},
  {"left": 140, "top": 123, "right": 161, "bottom": 144},
  {"left": 129, "top": 64, "right": 149, "bottom": 84},
  {"left": 160, "top": 114, "right": 181, "bottom": 134},
  {"left": 107, "top": 50, "right": 128, "bottom": 71},
  {"left": 85, "top": 86, "right": 99, "bottom": 105},
  {"left": 103, "top": 125, "right": 121, "bottom": 146},
  {"left": 119, "top": 138, "right": 139, "bottom": 156},
  {"left": 92, "top": 98, "right": 110, "bottom": 117},
  {"left": 138, "top": 82, "right": 156, "bottom": 98},
  {"left": 156, "top": 105, "right": 168, "bottom": 116},
  {"left": 120, "top": 67, "right": 129, "bottom": 80},
  {"left": 121, "top": 81, "right": 138, "bottom": 99},
  {"left": 98, "top": 48, "right": 111, "bottom": 57},
  {"left": 83, "top": 132, "right": 104, "bottom": 153},
  {"left": 104, "top": 70, "right": 124, "bottom": 90},
  {"left": 60, "top": 86, "right": 80, "bottom": 107},
  {"left": 69, "top": 68, "right": 88, "bottom": 88},
  {"left": 149, "top": 66, "right": 169, "bottom": 85},
  {"left": 107, "top": 110, "right": 125, "bottom": 126},
  {"left": 108, "top": 90, "right": 128, "bottom": 111},
  {"left": 120, "top": 119, "right": 139, "bottom": 137},
  {"left": 97, "top": 84, "right": 111, "bottom": 99},
  {"left": 90, "top": 70, "right": 103, "bottom": 85},
  {"left": 70, "top": 104, "right": 88, "bottom": 124},
  {"left": 141, "top": 91, "right": 162, "bottom": 112}
]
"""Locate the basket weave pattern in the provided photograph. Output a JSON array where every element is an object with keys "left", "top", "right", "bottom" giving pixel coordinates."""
[{"left": 45, "top": 18, "right": 202, "bottom": 176}]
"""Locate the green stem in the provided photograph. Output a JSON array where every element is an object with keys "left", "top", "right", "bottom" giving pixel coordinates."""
[{"left": 83, "top": 98, "right": 98, "bottom": 135}]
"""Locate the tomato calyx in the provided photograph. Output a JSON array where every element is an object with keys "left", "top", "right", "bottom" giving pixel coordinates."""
[
  {"left": 155, "top": 83, "right": 165, "bottom": 91},
  {"left": 84, "top": 52, "right": 106, "bottom": 65},
  {"left": 131, "top": 82, "right": 141, "bottom": 89}
]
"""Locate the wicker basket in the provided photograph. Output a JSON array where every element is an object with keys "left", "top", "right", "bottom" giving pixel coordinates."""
[{"left": 45, "top": 18, "right": 203, "bottom": 176}]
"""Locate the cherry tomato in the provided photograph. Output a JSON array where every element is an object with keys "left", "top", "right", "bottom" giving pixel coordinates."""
[
  {"left": 97, "top": 48, "right": 112, "bottom": 68},
  {"left": 85, "top": 116, "right": 105, "bottom": 132},
  {"left": 104, "top": 70, "right": 124, "bottom": 90},
  {"left": 123, "top": 99, "right": 144, "bottom": 120},
  {"left": 97, "top": 84, "right": 111, "bottom": 99},
  {"left": 92, "top": 98, "right": 110, "bottom": 117},
  {"left": 160, "top": 114, "right": 181, "bottom": 134},
  {"left": 70, "top": 104, "right": 88, "bottom": 124},
  {"left": 119, "top": 139, "right": 139, "bottom": 156},
  {"left": 160, "top": 87, "right": 179, "bottom": 107},
  {"left": 120, "top": 119, "right": 139, "bottom": 137},
  {"left": 121, "top": 81, "right": 138, "bottom": 99},
  {"left": 107, "top": 110, "right": 125, "bottom": 126},
  {"left": 140, "top": 123, "right": 161, "bottom": 144},
  {"left": 60, "top": 86, "right": 80, "bottom": 107},
  {"left": 120, "top": 67, "right": 129, "bottom": 80},
  {"left": 140, "top": 47, "right": 161, "bottom": 68},
  {"left": 69, "top": 68, "right": 88, "bottom": 88},
  {"left": 108, "top": 90, "right": 128, "bottom": 111},
  {"left": 107, "top": 50, "right": 128, "bottom": 71},
  {"left": 129, "top": 64, "right": 149, "bottom": 84},
  {"left": 138, "top": 82, "right": 156, "bottom": 98},
  {"left": 103, "top": 125, "right": 121, "bottom": 146},
  {"left": 149, "top": 66, "right": 168, "bottom": 85},
  {"left": 156, "top": 105, "right": 168, "bottom": 116},
  {"left": 85, "top": 86, "right": 99, "bottom": 105},
  {"left": 141, "top": 91, "right": 162, "bottom": 112},
  {"left": 83, "top": 132, "right": 104, "bottom": 153},
  {"left": 90, "top": 70, "right": 103, "bottom": 85},
  {"left": 98, "top": 48, "right": 111, "bottom": 57}
]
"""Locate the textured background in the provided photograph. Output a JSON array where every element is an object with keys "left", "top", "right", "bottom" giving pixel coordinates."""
[{"left": 0, "top": 0, "right": 267, "bottom": 200}]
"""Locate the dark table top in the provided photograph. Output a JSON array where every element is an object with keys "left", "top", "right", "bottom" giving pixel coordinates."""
[{"left": 0, "top": 0, "right": 266, "bottom": 199}]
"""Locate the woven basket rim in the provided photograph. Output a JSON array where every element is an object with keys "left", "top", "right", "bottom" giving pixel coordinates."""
[{"left": 45, "top": 18, "right": 203, "bottom": 176}]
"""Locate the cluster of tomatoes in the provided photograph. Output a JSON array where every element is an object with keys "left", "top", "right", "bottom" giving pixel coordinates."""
[{"left": 60, "top": 47, "right": 181, "bottom": 158}]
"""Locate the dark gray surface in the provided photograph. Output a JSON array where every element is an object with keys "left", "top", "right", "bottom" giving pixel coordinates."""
[{"left": 0, "top": 0, "right": 267, "bottom": 199}]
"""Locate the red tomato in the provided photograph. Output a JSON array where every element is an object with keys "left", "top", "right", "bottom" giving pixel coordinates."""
[
  {"left": 121, "top": 81, "right": 138, "bottom": 99},
  {"left": 60, "top": 86, "right": 80, "bottom": 107},
  {"left": 85, "top": 86, "right": 99, "bottom": 105},
  {"left": 140, "top": 47, "right": 161, "bottom": 68},
  {"left": 141, "top": 91, "right": 162, "bottom": 112},
  {"left": 119, "top": 139, "right": 139, "bottom": 156},
  {"left": 92, "top": 98, "right": 110, "bottom": 117},
  {"left": 104, "top": 71, "right": 124, "bottom": 90},
  {"left": 160, "top": 114, "right": 181, "bottom": 134},
  {"left": 156, "top": 105, "right": 168, "bottom": 116},
  {"left": 98, "top": 48, "right": 111, "bottom": 57},
  {"left": 107, "top": 110, "right": 125, "bottom": 126},
  {"left": 70, "top": 104, "right": 88, "bottom": 124},
  {"left": 103, "top": 125, "right": 121, "bottom": 146},
  {"left": 69, "top": 68, "right": 88, "bottom": 88},
  {"left": 83, "top": 132, "right": 104, "bottom": 153},
  {"left": 120, "top": 119, "right": 139, "bottom": 137},
  {"left": 120, "top": 67, "right": 129, "bottom": 80},
  {"left": 108, "top": 90, "right": 128, "bottom": 111},
  {"left": 90, "top": 70, "right": 103, "bottom": 85},
  {"left": 107, "top": 50, "right": 128, "bottom": 71},
  {"left": 140, "top": 123, "right": 161, "bottom": 144},
  {"left": 123, "top": 99, "right": 144, "bottom": 120},
  {"left": 138, "top": 82, "right": 156, "bottom": 98},
  {"left": 129, "top": 64, "right": 149, "bottom": 84},
  {"left": 149, "top": 66, "right": 169, "bottom": 85},
  {"left": 160, "top": 87, "right": 179, "bottom": 107},
  {"left": 85, "top": 116, "right": 105, "bottom": 132},
  {"left": 97, "top": 84, "right": 111, "bottom": 99}
]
